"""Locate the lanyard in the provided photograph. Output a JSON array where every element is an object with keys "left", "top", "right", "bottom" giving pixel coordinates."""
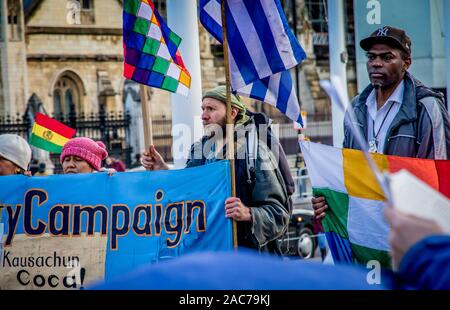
[{"left": 372, "top": 101, "right": 395, "bottom": 142}]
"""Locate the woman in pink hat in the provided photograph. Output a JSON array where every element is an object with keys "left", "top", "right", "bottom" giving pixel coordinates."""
[{"left": 60, "top": 137, "right": 108, "bottom": 174}]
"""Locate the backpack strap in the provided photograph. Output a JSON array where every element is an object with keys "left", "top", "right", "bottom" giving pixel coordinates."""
[{"left": 246, "top": 122, "right": 258, "bottom": 185}]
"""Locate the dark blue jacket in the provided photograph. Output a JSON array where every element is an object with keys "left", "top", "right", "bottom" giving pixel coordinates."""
[
  {"left": 398, "top": 235, "right": 450, "bottom": 290},
  {"left": 344, "top": 72, "right": 450, "bottom": 159}
]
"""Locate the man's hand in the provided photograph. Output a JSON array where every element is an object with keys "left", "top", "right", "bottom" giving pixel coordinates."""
[
  {"left": 141, "top": 145, "right": 169, "bottom": 171},
  {"left": 225, "top": 197, "right": 252, "bottom": 222},
  {"left": 312, "top": 196, "right": 328, "bottom": 219},
  {"left": 385, "top": 207, "right": 444, "bottom": 269}
]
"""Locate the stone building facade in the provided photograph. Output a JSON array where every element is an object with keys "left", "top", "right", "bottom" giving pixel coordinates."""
[
  {"left": 1, "top": 0, "right": 357, "bottom": 164},
  {"left": 0, "top": 0, "right": 228, "bottom": 120},
  {"left": 1, "top": 0, "right": 123, "bottom": 116},
  {"left": 1, "top": 0, "right": 356, "bottom": 119}
]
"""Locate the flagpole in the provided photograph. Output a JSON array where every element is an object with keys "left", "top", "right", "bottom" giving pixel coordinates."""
[
  {"left": 221, "top": 0, "right": 238, "bottom": 249},
  {"left": 166, "top": 0, "right": 203, "bottom": 169},
  {"left": 140, "top": 85, "right": 153, "bottom": 149},
  {"left": 327, "top": 0, "right": 349, "bottom": 147}
]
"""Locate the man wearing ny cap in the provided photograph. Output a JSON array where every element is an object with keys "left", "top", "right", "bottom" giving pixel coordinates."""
[{"left": 313, "top": 26, "right": 450, "bottom": 219}]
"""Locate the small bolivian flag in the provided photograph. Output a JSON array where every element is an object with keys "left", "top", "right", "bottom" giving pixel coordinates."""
[{"left": 29, "top": 112, "right": 76, "bottom": 153}]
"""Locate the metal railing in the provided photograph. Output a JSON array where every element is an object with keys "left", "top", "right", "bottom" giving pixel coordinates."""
[
  {"left": 292, "top": 167, "right": 313, "bottom": 205},
  {"left": 0, "top": 114, "right": 32, "bottom": 139},
  {"left": 0, "top": 110, "right": 133, "bottom": 173}
]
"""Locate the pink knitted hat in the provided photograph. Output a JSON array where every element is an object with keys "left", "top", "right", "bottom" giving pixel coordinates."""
[{"left": 60, "top": 137, "right": 108, "bottom": 171}]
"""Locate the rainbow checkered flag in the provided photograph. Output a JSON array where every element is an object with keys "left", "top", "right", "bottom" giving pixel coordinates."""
[{"left": 123, "top": 0, "right": 191, "bottom": 95}]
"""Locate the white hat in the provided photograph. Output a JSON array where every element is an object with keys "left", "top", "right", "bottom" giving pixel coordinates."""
[{"left": 0, "top": 134, "right": 32, "bottom": 171}]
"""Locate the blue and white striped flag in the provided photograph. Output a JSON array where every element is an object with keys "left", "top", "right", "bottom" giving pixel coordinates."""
[{"left": 199, "top": 0, "right": 306, "bottom": 126}]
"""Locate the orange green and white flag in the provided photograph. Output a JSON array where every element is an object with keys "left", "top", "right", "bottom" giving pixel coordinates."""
[
  {"left": 29, "top": 112, "right": 76, "bottom": 153},
  {"left": 300, "top": 141, "right": 450, "bottom": 268}
]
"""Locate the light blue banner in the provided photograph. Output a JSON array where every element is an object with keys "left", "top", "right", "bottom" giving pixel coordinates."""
[{"left": 0, "top": 161, "right": 233, "bottom": 283}]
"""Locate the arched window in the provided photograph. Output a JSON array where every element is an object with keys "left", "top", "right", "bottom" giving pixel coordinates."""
[
  {"left": 53, "top": 74, "right": 82, "bottom": 117},
  {"left": 53, "top": 90, "right": 62, "bottom": 117},
  {"left": 64, "top": 90, "right": 74, "bottom": 113}
]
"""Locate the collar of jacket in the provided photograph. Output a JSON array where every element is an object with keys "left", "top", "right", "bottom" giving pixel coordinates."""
[{"left": 353, "top": 72, "right": 418, "bottom": 145}]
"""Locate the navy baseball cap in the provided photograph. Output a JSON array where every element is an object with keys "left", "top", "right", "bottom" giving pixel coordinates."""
[{"left": 360, "top": 26, "right": 411, "bottom": 56}]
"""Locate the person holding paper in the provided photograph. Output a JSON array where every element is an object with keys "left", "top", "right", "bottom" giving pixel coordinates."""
[{"left": 385, "top": 207, "right": 450, "bottom": 289}]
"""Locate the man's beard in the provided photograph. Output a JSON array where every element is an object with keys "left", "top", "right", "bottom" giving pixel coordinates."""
[{"left": 204, "top": 120, "right": 226, "bottom": 138}]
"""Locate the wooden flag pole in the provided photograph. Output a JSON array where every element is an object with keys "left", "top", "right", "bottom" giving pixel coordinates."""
[
  {"left": 221, "top": 0, "right": 238, "bottom": 249},
  {"left": 140, "top": 85, "right": 154, "bottom": 150}
]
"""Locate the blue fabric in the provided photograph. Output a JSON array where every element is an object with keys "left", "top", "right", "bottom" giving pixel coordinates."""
[
  {"left": 224, "top": 3, "right": 260, "bottom": 86},
  {"left": 317, "top": 233, "right": 327, "bottom": 249},
  {"left": 242, "top": 0, "right": 285, "bottom": 72},
  {"left": 24, "top": 0, "right": 34, "bottom": 12},
  {"left": 398, "top": 235, "right": 450, "bottom": 290},
  {"left": 91, "top": 250, "right": 392, "bottom": 290},
  {"left": 275, "top": 69, "right": 293, "bottom": 114},
  {"left": 0, "top": 161, "right": 233, "bottom": 282},
  {"left": 325, "top": 231, "right": 354, "bottom": 264}
]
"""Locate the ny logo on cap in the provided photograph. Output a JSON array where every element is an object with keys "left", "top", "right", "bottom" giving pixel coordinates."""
[{"left": 377, "top": 27, "right": 389, "bottom": 37}]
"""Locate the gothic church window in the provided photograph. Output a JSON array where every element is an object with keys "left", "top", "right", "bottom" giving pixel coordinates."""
[
  {"left": 53, "top": 90, "right": 62, "bottom": 117},
  {"left": 53, "top": 75, "right": 82, "bottom": 118}
]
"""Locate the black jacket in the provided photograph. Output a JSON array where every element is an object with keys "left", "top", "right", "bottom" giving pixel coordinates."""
[{"left": 185, "top": 114, "right": 290, "bottom": 253}]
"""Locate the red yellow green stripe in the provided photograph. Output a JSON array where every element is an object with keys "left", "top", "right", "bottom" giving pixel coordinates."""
[
  {"left": 35, "top": 112, "right": 76, "bottom": 139},
  {"left": 29, "top": 113, "right": 76, "bottom": 153},
  {"left": 29, "top": 135, "right": 64, "bottom": 153},
  {"left": 31, "top": 122, "right": 71, "bottom": 147}
]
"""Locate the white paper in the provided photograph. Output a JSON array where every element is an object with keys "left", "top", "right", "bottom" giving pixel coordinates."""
[{"left": 389, "top": 169, "right": 450, "bottom": 233}]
